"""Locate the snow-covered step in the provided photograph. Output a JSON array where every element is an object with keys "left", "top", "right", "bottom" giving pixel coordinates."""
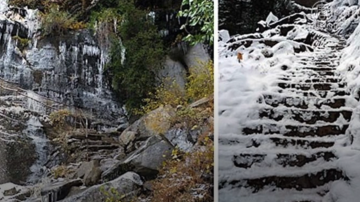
[
  {"left": 232, "top": 151, "right": 336, "bottom": 168},
  {"left": 243, "top": 123, "right": 349, "bottom": 137},
  {"left": 259, "top": 108, "right": 352, "bottom": 124},
  {"left": 222, "top": 168, "right": 346, "bottom": 192},
  {"left": 219, "top": 133, "right": 345, "bottom": 147},
  {"left": 282, "top": 89, "right": 350, "bottom": 98},
  {"left": 279, "top": 77, "right": 342, "bottom": 83},
  {"left": 277, "top": 82, "right": 345, "bottom": 91},
  {"left": 220, "top": 188, "right": 325, "bottom": 202},
  {"left": 301, "top": 67, "right": 335, "bottom": 71},
  {"left": 263, "top": 95, "right": 347, "bottom": 109},
  {"left": 219, "top": 133, "right": 349, "bottom": 149},
  {"left": 303, "top": 78, "right": 342, "bottom": 83},
  {"left": 268, "top": 136, "right": 338, "bottom": 149},
  {"left": 285, "top": 70, "right": 337, "bottom": 77}
]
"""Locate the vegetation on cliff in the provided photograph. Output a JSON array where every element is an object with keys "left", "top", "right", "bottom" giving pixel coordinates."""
[
  {"left": 9, "top": 0, "right": 213, "bottom": 113},
  {"left": 8, "top": 0, "right": 214, "bottom": 201}
]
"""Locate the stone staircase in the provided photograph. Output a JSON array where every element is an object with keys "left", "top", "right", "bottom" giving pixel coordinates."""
[{"left": 219, "top": 38, "right": 356, "bottom": 201}]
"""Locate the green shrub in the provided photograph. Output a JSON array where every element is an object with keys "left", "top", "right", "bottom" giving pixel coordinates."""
[
  {"left": 40, "top": 5, "right": 76, "bottom": 36},
  {"left": 178, "top": 0, "right": 214, "bottom": 46},
  {"left": 135, "top": 78, "right": 186, "bottom": 115},
  {"left": 107, "top": 1, "right": 165, "bottom": 114},
  {"left": 12, "top": 36, "right": 30, "bottom": 51},
  {"left": 8, "top": 0, "right": 41, "bottom": 8}
]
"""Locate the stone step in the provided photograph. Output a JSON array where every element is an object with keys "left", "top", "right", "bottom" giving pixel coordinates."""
[
  {"left": 277, "top": 82, "right": 345, "bottom": 91},
  {"left": 301, "top": 67, "right": 334, "bottom": 71},
  {"left": 243, "top": 124, "right": 349, "bottom": 137},
  {"left": 259, "top": 108, "right": 352, "bottom": 124},
  {"left": 304, "top": 78, "right": 342, "bottom": 83},
  {"left": 235, "top": 191, "right": 323, "bottom": 202},
  {"left": 225, "top": 169, "right": 346, "bottom": 192},
  {"left": 263, "top": 95, "right": 346, "bottom": 109},
  {"left": 284, "top": 90, "right": 349, "bottom": 98},
  {"left": 79, "top": 145, "right": 119, "bottom": 151},
  {"left": 233, "top": 151, "right": 336, "bottom": 169},
  {"left": 279, "top": 78, "right": 342, "bottom": 83},
  {"left": 68, "top": 140, "right": 115, "bottom": 146},
  {"left": 269, "top": 137, "right": 335, "bottom": 149},
  {"left": 67, "top": 133, "right": 103, "bottom": 141},
  {"left": 219, "top": 135, "right": 338, "bottom": 149},
  {"left": 285, "top": 70, "right": 336, "bottom": 77}
]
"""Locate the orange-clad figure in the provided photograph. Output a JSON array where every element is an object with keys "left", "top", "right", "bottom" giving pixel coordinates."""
[{"left": 237, "top": 52, "right": 243, "bottom": 62}]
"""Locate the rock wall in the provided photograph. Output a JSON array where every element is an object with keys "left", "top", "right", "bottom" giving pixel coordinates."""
[
  {"left": 0, "top": 5, "right": 124, "bottom": 123},
  {"left": 0, "top": 2, "right": 125, "bottom": 185}
]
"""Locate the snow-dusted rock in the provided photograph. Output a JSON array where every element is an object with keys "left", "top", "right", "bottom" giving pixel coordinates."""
[
  {"left": 266, "top": 12, "right": 279, "bottom": 25},
  {"left": 219, "top": 30, "right": 231, "bottom": 43}
]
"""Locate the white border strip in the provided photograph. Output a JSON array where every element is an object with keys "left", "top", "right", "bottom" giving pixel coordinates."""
[{"left": 213, "top": 0, "right": 219, "bottom": 201}]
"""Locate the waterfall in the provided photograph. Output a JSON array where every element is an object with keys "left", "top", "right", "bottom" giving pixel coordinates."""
[
  {"left": 71, "top": 45, "right": 79, "bottom": 81},
  {"left": 26, "top": 116, "right": 49, "bottom": 184},
  {"left": 0, "top": 0, "right": 126, "bottom": 187},
  {"left": 119, "top": 38, "right": 126, "bottom": 65},
  {"left": 0, "top": 0, "right": 8, "bottom": 14},
  {"left": 27, "top": 91, "right": 46, "bottom": 114}
]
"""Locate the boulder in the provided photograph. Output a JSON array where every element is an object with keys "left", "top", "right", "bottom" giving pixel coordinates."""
[
  {"left": 125, "top": 137, "right": 173, "bottom": 179},
  {"left": 165, "top": 128, "right": 194, "bottom": 152},
  {"left": 184, "top": 43, "right": 211, "bottom": 70},
  {"left": 41, "top": 179, "right": 83, "bottom": 202},
  {"left": 219, "top": 30, "right": 231, "bottom": 43},
  {"left": 119, "top": 105, "right": 176, "bottom": 153},
  {"left": 75, "top": 160, "right": 102, "bottom": 186},
  {"left": 269, "top": 13, "right": 309, "bottom": 29},
  {"left": 158, "top": 55, "right": 187, "bottom": 90},
  {"left": 3, "top": 187, "right": 19, "bottom": 196},
  {"left": 119, "top": 131, "right": 137, "bottom": 148},
  {"left": 103, "top": 136, "right": 173, "bottom": 181},
  {"left": 59, "top": 172, "right": 143, "bottom": 202}
]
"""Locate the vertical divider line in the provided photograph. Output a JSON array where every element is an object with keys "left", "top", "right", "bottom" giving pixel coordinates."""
[{"left": 214, "top": 0, "right": 219, "bottom": 201}]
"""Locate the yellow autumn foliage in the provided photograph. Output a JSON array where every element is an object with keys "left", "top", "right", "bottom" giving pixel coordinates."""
[
  {"left": 186, "top": 60, "right": 214, "bottom": 102},
  {"left": 49, "top": 109, "right": 71, "bottom": 128},
  {"left": 137, "top": 60, "right": 214, "bottom": 115}
]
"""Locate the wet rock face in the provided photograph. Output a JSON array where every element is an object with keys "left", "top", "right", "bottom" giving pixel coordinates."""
[
  {"left": 0, "top": 139, "right": 36, "bottom": 185},
  {"left": 30, "top": 30, "right": 123, "bottom": 121},
  {"left": 0, "top": 18, "right": 124, "bottom": 122}
]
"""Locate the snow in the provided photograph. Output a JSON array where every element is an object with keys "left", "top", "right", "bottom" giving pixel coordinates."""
[
  {"left": 266, "top": 12, "right": 278, "bottom": 26},
  {"left": 0, "top": 183, "right": 30, "bottom": 201},
  {"left": 0, "top": 1, "right": 40, "bottom": 36},
  {"left": 218, "top": 1, "right": 360, "bottom": 201},
  {"left": 219, "top": 29, "right": 230, "bottom": 43}
]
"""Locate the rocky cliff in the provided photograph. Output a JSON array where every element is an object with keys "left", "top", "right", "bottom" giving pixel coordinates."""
[{"left": 0, "top": 1, "right": 213, "bottom": 201}]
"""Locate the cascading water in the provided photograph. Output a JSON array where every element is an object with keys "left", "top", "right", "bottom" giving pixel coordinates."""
[
  {"left": 0, "top": 0, "right": 126, "bottom": 187},
  {"left": 26, "top": 116, "right": 49, "bottom": 184},
  {"left": 27, "top": 91, "right": 46, "bottom": 114},
  {"left": 0, "top": 1, "right": 50, "bottom": 185}
]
